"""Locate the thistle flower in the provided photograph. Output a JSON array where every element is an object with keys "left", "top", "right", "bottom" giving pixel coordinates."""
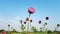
[
  {"left": 46, "top": 17, "right": 49, "bottom": 20},
  {"left": 30, "top": 20, "right": 32, "bottom": 22},
  {"left": 2, "top": 31, "right": 6, "bottom": 34},
  {"left": 24, "top": 21, "right": 27, "bottom": 24},
  {"left": 26, "top": 17, "right": 29, "bottom": 21},
  {"left": 8, "top": 24, "right": 10, "bottom": 27},
  {"left": 20, "top": 20, "right": 22, "bottom": 24},
  {"left": 28, "top": 7, "right": 35, "bottom": 14},
  {"left": 38, "top": 20, "right": 41, "bottom": 24},
  {"left": 57, "top": 24, "right": 60, "bottom": 27},
  {"left": 45, "top": 23, "right": 47, "bottom": 25}
]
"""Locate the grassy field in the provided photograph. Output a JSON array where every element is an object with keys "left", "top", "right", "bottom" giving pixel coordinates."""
[
  {"left": 12, "top": 32, "right": 55, "bottom": 34},
  {"left": 0, "top": 32, "right": 56, "bottom": 34},
  {"left": 10, "top": 32, "right": 56, "bottom": 34}
]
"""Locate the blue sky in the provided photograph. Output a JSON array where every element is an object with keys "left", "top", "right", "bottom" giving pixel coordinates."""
[{"left": 0, "top": 0, "right": 60, "bottom": 32}]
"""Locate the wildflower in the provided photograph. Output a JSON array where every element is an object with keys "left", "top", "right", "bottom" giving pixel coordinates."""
[
  {"left": 26, "top": 17, "right": 29, "bottom": 21},
  {"left": 57, "top": 24, "right": 60, "bottom": 27},
  {"left": 38, "top": 20, "right": 41, "bottom": 24},
  {"left": 45, "top": 23, "right": 47, "bottom": 25},
  {"left": 1, "top": 31, "right": 6, "bottom": 34},
  {"left": 8, "top": 24, "right": 10, "bottom": 27},
  {"left": 30, "top": 20, "right": 32, "bottom": 22},
  {"left": 20, "top": 20, "right": 22, "bottom": 24},
  {"left": 24, "top": 21, "right": 27, "bottom": 24},
  {"left": 28, "top": 7, "right": 35, "bottom": 14},
  {"left": 46, "top": 17, "right": 49, "bottom": 20}
]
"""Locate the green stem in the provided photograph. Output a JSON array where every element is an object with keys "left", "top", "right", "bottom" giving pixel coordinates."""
[
  {"left": 46, "top": 29, "right": 47, "bottom": 34},
  {"left": 27, "top": 21, "right": 29, "bottom": 32},
  {"left": 27, "top": 14, "right": 31, "bottom": 32},
  {"left": 55, "top": 27, "right": 57, "bottom": 34},
  {"left": 8, "top": 27, "right": 9, "bottom": 34},
  {"left": 30, "top": 23, "right": 31, "bottom": 32},
  {"left": 25, "top": 24, "right": 26, "bottom": 31}
]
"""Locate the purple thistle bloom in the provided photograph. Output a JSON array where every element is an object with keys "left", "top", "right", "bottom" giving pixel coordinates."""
[
  {"left": 30, "top": 20, "right": 32, "bottom": 22},
  {"left": 38, "top": 20, "right": 41, "bottom": 24},
  {"left": 8, "top": 24, "right": 10, "bottom": 27},
  {"left": 2, "top": 31, "right": 5, "bottom": 34},
  {"left": 26, "top": 17, "right": 29, "bottom": 21},
  {"left": 46, "top": 17, "right": 49, "bottom": 20},
  {"left": 28, "top": 7, "right": 35, "bottom": 14},
  {"left": 24, "top": 21, "right": 26, "bottom": 24}
]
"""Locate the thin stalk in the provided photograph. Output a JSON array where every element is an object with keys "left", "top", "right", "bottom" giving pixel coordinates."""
[
  {"left": 14, "top": 29, "right": 15, "bottom": 34},
  {"left": 30, "top": 22, "right": 31, "bottom": 31},
  {"left": 11, "top": 27, "right": 13, "bottom": 34},
  {"left": 27, "top": 14, "right": 31, "bottom": 32},
  {"left": 29, "top": 14, "right": 31, "bottom": 32},
  {"left": 25, "top": 24, "right": 26, "bottom": 34},
  {"left": 55, "top": 27, "right": 57, "bottom": 34},
  {"left": 11, "top": 28, "right": 12, "bottom": 34},
  {"left": 8, "top": 26, "right": 10, "bottom": 34},
  {"left": 25, "top": 24, "right": 26, "bottom": 31},
  {"left": 46, "top": 28, "right": 48, "bottom": 34},
  {"left": 27, "top": 21, "right": 29, "bottom": 32}
]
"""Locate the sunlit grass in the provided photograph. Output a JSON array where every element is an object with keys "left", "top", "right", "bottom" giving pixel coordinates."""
[{"left": 0, "top": 32, "right": 57, "bottom": 34}]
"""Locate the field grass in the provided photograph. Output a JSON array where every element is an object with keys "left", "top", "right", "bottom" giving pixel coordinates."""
[
  {"left": 11, "top": 32, "right": 56, "bottom": 34},
  {"left": 0, "top": 32, "right": 59, "bottom": 34}
]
